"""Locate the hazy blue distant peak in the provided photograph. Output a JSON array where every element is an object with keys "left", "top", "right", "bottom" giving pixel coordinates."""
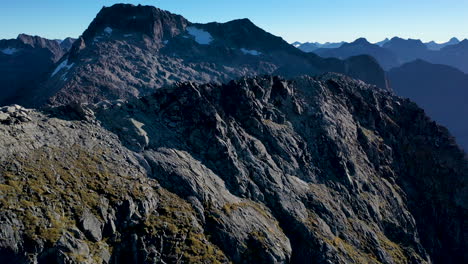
[
  {"left": 425, "top": 37, "right": 461, "bottom": 50},
  {"left": 375, "top": 38, "right": 390, "bottom": 47}
]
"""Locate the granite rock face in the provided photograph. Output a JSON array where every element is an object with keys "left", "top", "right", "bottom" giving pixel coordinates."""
[
  {"left": 22, "top": 4, "right": 388, "bottom": 107},
  {"left": 0, "top": 74, "right": 466, "bottom": 263}
]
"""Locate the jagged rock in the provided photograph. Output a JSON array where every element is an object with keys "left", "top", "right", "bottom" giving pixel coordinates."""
[
  {"left": 56, "top": 232, "right": 90, "bottom": 257},
  {"left": 0, "top": 74, "right": 466, "bottom": 264},
  {"left": 79, "top": 210, "right": 103, "bottom": 242}
]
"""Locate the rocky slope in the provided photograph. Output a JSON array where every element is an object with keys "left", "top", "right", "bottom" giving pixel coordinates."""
[
  {"left": 0, "top": 74, "right": 466, "bottom": 264},
  {"left": 20, "top": 4, "right": 388, "bottom": 107},
  {"left": 0, "top": 34, "right": 70, "bottom": 106}
]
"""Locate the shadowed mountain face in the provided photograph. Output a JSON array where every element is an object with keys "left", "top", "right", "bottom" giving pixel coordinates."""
[
  {"left": 16, "top": 4, "right": 387, "bottom": 107},
  {"left": 389, "top": 60, "right": 468, "bottom": 150},
  {"left": 0, "top": 34, "right": 72, "bottom": 106},
  {"left": 382, "top": 37, "right": 430, "bottom": 63},
  {"left": 0, "top": 74, "right": 466, "bottom": 263},
  {"left": 314, "top": 38, "right": 400, "bottom": 70},
  {"left": 429, "top": 40, "right": 468, "bottom": 73}
]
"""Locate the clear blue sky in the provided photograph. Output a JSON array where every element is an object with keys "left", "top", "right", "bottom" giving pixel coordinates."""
[{"left": 1, "top": 0, "right": 467, "bottom": 43}]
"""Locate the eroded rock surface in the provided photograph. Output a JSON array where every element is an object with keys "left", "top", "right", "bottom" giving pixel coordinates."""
[{"left": 0, "top": 74, "right": 466, "bottom": 263}]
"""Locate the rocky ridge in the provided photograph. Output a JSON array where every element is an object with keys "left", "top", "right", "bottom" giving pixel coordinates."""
[{"left": 0, "top": 74, "right": 466, "bottom": 263}]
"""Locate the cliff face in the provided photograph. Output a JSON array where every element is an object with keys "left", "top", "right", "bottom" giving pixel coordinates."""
[{"left": 0, "top": 74, "right": 466, "bottom": 264}]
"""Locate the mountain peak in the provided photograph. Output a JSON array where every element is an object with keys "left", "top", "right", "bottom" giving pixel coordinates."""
[
  {"left": 351, "top": 37, "right": 370, "bottom": 45},
  {"left": 81, "top": 4, "right": 188, "bottom": 43}
]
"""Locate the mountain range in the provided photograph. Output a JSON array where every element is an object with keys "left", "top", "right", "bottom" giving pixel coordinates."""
[
  {"left": 298, "top": 36, "right": 468, "bottom": 72},
  {"left": 0, "top": 4, "right": 388, "bottom": 108},
  {"left": 389, "top": 60, "right": 468, "bottom": 150},
  {"left": 0, "top": 3, "right": 466, "bottom": 264},
  {"left": 295, "top": 37, "right": 462, "bottom": 53}
]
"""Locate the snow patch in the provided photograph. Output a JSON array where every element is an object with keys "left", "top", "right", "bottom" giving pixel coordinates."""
[
  {"left": 104, "top": 27, "right": 113, "bottom": 34},
  {"left": 186, "top": 26, "right": 213, "bottom": 45},
  {"left": 241, "top": 48, "right": 261, "bottom": 56},
  {"left": 123, "top": 34, "right": 133, "bottom": 38},
  {"left": 51, "top": 59, "right": 75, "bottom": 77},
  {"left": 163, "top": 40, "right": 169, "bottom": 45},
  {"left": 130, "top": 118, "right": 149, "bottom": 146},
  {"left": 1, "top": 48, "right": 18, "bottom": 55}
]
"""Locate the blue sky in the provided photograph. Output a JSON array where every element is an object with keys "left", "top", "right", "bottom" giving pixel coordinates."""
[{"left": 1, "top": 0, "right": 467, "bottom": 43}]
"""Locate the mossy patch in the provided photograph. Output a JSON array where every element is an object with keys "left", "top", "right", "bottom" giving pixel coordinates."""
[{"left": 0, "top": 145, "right": 229, "bottom": 263}]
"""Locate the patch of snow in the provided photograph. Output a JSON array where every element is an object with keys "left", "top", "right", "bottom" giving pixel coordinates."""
[
  {"left": 186, "top": 26, "right": 213, "bottom": 45},
  {"left": 163, "top": 40, "right": 169, "bottom": 45},
  {"left": 241, "top": 48, "right": 261, "bottom": 56},
  {"left": 1, "top": 48, "right": 18, "bottom": 55},
  {"left": 104, "top": 27, "right": 113, "bottom": 34},
  {"left": 123, "top": 34, "right": 133, "bottom": 38},
  {"left": 130, "top": 118, "right": 149, "bottom": 146},
  {"left": 51, "top": 59, "right": 75, "bottom": 77}
]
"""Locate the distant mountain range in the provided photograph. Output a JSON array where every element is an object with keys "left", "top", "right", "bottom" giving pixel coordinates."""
[
  {"left": 389, "top": 60, "right": 468, "bottom": 150},
  {"left": 294, "top": 37, "right": 462, "bottom": 52},
  {"left": 425, "top": 37, "right": 460, "bottom": 50},
  {"left": 294, "top": 37, "right": 468, "bottom": 72},
  {"left": 292, "top": 41, "right": 345, "bottom": 52}
]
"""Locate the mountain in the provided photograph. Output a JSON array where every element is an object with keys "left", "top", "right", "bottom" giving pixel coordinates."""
[
  {"left": 294, "top": 37, "right": 468, "bottom": 74},
  {"left": 0, "top": 74, "right": 466, "bottom": 264},
  {"left": 425, "top": 37, "right": 460, "bottom": 50},
  {"left": 59, "top": 37, "right": 77, "bottom": 51},
  {"left": 313, "top": 38, "right": 400, "bottom": 70},
  {"left": 15, "top": 4, "right": 386, "bottom": 107},
  {"left": 0, "top": 34, "right": 69, "bottom": 106},
  {"left": 383, "top": 37, "right": 468, "bottom": 73},
  {"left": 389, "top": 59, "right": 468, "bottom": 150},
  {"left": 291, "top": 41, "right": 302, "bottom": 47},
  {"left": 427, "top": 39, "right": 468, "bottom": 73},
  {"left": 375, "top": 38, "right": 390, "bottom": 47},
  {"left": 382, "top": 37, "right": 430, "bottom": 63},
  {"left": 295, "top": 41, "right": 345, "bottom": 52}
]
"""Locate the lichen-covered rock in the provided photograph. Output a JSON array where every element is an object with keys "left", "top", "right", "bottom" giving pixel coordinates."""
[{"left": 0, "top": 74, "right": 466, "bottom": 264}]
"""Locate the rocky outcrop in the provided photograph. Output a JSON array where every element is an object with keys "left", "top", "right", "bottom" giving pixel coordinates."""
[{"left": 0, "top": 74, "right": 465, "bottom": 263}]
